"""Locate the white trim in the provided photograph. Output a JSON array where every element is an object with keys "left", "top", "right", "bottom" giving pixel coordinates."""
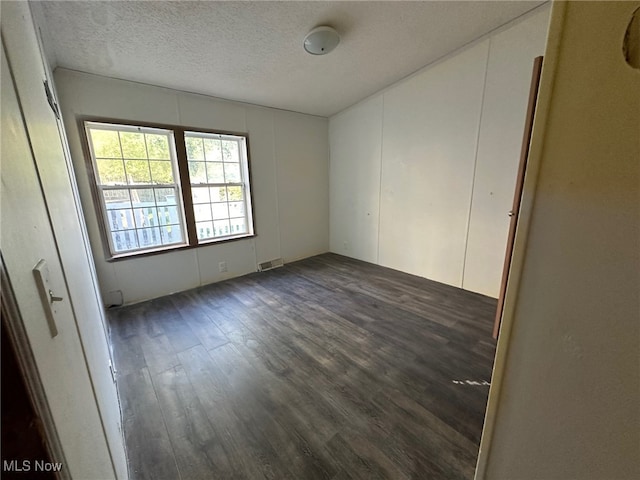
[
  {"left": 185, "top": 132, "right": 255, "bottom": 243},
  {"left": 85, "top": 122, "right": 189, "bottom": 256}
]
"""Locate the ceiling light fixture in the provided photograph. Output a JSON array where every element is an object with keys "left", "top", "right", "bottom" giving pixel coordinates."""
[{"left": 303, "top": 26, "right": 340, "bottom": 55}]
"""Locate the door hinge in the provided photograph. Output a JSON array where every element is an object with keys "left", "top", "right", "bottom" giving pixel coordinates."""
[
  {"left": 43, "top": 80, "right": 60, "bottom": 120},
  {"left": 109, "top": 362, "right": 117, "bottom": 383}
]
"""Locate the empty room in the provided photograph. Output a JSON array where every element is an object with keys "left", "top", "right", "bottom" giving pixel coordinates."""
[{"left": 2, "top": 1, "right": 639, "bottom": 480}]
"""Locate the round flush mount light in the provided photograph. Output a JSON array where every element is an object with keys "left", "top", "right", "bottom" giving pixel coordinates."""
[{"left": 303, "top": 26, "right": 340, "bottom": 55}]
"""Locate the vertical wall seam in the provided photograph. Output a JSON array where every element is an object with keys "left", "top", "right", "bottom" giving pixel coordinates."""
[
  {"left": 327, "top": 121, "right": 332, "bottom": 252},
  {"left": 376, "top": 94, "right": 385, "bottom": 265},
  {"left": 325, "top": 120, "right": 330, "bottom": 253},
  {"left": 195, "top": 249, "right": 203, "bottom": 286},
  {"left": 461, "top": 39, "right": 491, "bottom": 289},
  {"left": 246, "top": 107, "right": 259, "bottom": 270},
  {"left": 272, "top": 111, "right": 283, "bottom": 261},
  {"left": 176, "top": 95, "right": 203, "bottom": 287}
]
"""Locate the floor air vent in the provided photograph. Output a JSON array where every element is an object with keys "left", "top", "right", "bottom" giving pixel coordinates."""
[{"left": 258, "top": 258, "right": 284, "bottom": 272}]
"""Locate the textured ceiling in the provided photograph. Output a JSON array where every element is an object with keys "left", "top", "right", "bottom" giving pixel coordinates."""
[{"left": 39, "top": 1, "right": 545, "bottom": 117}]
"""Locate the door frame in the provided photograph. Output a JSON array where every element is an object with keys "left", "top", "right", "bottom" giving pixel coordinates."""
[{"left": 493, "top": 56, "right": 544, "bottom": 339}]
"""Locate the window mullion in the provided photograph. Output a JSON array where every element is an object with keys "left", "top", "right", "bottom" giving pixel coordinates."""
[
  {"left": 101, "top": 183, "right": 179, "bottom": 190},
  {"left": 174, "top": 129, "right": 198, "bottom": 246},
  {"left": 117, "top": 131, "right": 127, "bottom": 183},
  {"left": 143, "top": 132, "right": 153, "bottom": 186},
  {"left": 189, "top": 182, "right": 243, "bottom": 188}
]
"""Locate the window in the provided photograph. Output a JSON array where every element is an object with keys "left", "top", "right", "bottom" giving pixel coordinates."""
[
  {"left": 84, "top": 121, "right": 254, "bottom": 258},
  {"left": 185, "top": 132, "right": 252, "bottom": 241}
]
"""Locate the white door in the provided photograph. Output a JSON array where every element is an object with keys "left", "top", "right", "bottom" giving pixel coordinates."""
[{"left": 1, "top": 42, "right": 120, "bottom": 479}]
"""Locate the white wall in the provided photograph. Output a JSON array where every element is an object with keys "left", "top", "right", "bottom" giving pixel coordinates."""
[
  {"left": 462, "top": 10, "right": 550, "bottom": 294},
  {"left": 380, "top": 39, "right": 488, "bottom": 287},
  {"left": 55, "top": 70, "right": 329, "bottom": 305},
  {"left": 329, "top": 5, "right": 550, "bottom": 297},
  {"left": 1, "top": 2, "right": 126, "bottom": 477},
  {"left": 329, "top": 95, "right": 383, "bottom": 263},
  {"left": 478, "top": 1, "right": 640, "bottom": 478}
]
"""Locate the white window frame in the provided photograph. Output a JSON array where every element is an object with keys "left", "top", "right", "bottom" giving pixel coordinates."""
[{"left": 184, "top": 131, "right": 254, "bottom": 244}]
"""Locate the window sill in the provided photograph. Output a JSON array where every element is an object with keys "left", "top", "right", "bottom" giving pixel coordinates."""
[
  {"left": 196, "top": 232, "right": 254, "bottom": 246},
  {"left": 105, "top": 233, "right": 256, "bottom": 262}
]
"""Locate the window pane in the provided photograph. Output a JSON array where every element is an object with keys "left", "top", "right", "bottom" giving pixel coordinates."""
[
  {"left": 188, "top": 161, "right": 207, "bottom": 184},
  {"left": 230, "top": 217, "right": 247, "bottom": 234},
  {"left": 107, "top": 209, "right": 135, "bottom": 231},
  {"left": 209, "top": 186, "right": 227, "bottom": 202},
  {"left": 194, "top": 204, "right": 212, "bottom": 222},
  {"left": 131, "top": 188, "right": 155, "bottom": 207},
  {"left": 206, "top": 162, "right": 225, "bottom": 183},
  {"left": 224, "top": 163, "right": 241, "bottom": 182},
  {"left": 228, "top": 201, "right": 244, "bottom": 217},
  {"left": 227, "top": 186, "right": 243, "bottom": 201},
  {"left": 103, "top": 189, "right": 131, "bottom": 209},
  {"left": 160, "top": 225, "right": 182, "bottom": 245},
  {"left": 154, "top": 187, "right": 177, "bottom": 206},
  {"left": 124, "top": 160, "right": 151, "bottom": 184},
  {"left": 120, "top": 132, "right": 147, "bottom": 159},
  {"left": 111, "top": 230, "right": 139, "bottom": 252},
  {"left": 157, "top": 206, "right": 180, "bottom": 226},
  {"left": 191, "top": 187, "right": 210, "bottom": 204},
  {"left": 186, "top": 137, "right": 204, "bottom": 160},
  {"left": 214, "top": 219, "right": 231, "bottom": 237},
  {"left": 149, "top": 160, "right": 174, "bottom": 184},
  {"left": 133, "top": 207, "right": 159, "bottom": 229},
  {"left": 204, "top": 138, "right": 222, "bottom": 162},
  {"left": 145, "top": 133, "right": 170, "bottom": 159},
  {"left": 211, "top": 203, "right": 228, "bottom": 220},
  {"left": 96, "top": 159, "right": 126, "bottom": 184},
  {"left": 137, "top": 227, "right": 162, "bottom": 248},
  {"left": 90, "top": 129, "right": 121, "bottom": 158},
  {"left": 196, "top": 221, "right": 214, "bottom": 240},
  {"left": 222, "top": 140, "right": 239, "bottom": 162}
]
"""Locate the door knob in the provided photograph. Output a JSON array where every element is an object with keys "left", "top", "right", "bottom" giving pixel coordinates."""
[{"left": 508, "top": 211, "right": 515, "bottom": 217}]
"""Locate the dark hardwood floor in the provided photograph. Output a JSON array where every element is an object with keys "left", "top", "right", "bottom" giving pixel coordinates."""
[{"left": 108, "top": 253, "right": 497, "bottom": 480}]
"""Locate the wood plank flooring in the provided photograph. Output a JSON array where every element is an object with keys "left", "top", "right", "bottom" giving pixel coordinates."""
[{"left": 108, "top": 253, "right": 497, "bottom": 480}]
